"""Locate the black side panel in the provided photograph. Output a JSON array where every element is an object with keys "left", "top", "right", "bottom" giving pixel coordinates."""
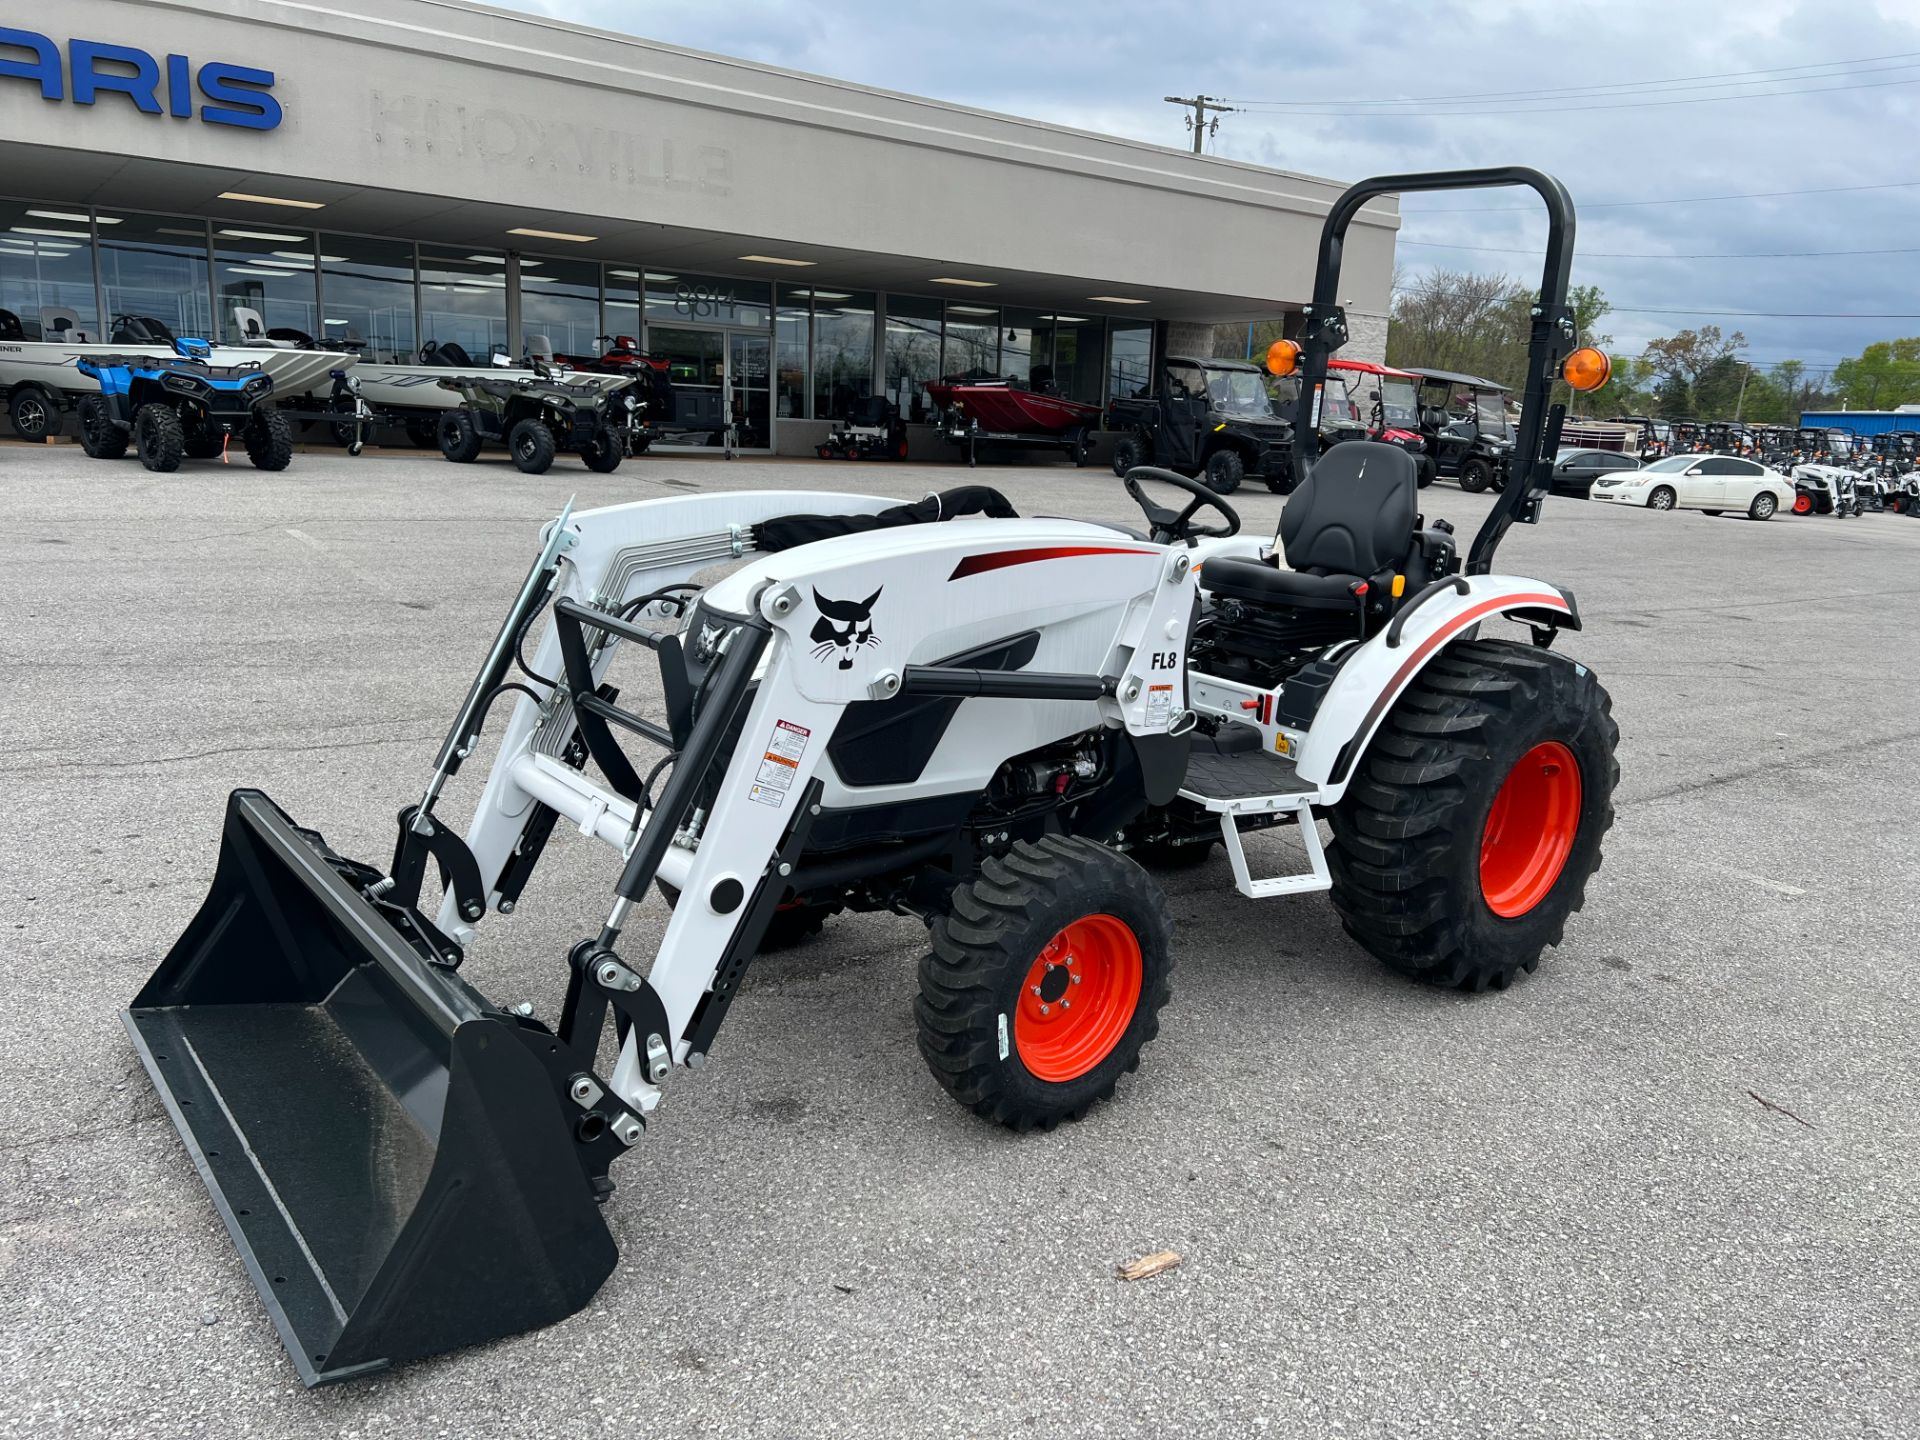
[{"left": 827, "top": 631, "right": 1040, "bottom": 786}]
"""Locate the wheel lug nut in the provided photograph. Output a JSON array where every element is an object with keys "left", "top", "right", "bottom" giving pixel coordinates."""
[
  {"left": 1070, "top": 973, "right": 1081, "bottom": 984},
  {"left": 1040, "top": 1004, "right": 1051, "bottom": 1016},
  {"left": 1060, "top": 999, "right": 1071, "bottom": 1010},
  {"left": 1031, "top": 985, "right": 1043, "bottom": 996}
]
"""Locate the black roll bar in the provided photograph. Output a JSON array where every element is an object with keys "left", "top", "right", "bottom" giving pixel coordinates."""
[{"left": 1289, "top": 166, "right": 1580, "bottom": 574}]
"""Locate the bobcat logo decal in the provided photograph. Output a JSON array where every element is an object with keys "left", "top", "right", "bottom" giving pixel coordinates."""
[{"left": 810, "top": 587, "right": 882, "bottom": 669}]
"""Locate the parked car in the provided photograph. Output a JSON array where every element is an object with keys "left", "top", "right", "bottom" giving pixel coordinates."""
[
  {"left": 1590, "top": 452, "right": 1795, "bottom": 520},
  {"left": 1550, "top": 446, "right": 1641, "bottom": 497}
]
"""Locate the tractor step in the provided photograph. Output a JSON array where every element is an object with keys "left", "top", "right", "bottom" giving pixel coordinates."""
[{"left": 1177, "top": 748, "right": 1331, "bottom": 900}]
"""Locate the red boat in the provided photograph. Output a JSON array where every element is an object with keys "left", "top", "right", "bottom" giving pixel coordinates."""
[{"left": 924, "top": 375, "right": 1103, "bottom": 466}]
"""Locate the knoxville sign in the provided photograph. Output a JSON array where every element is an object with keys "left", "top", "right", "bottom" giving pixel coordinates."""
[{"left": 0, "top": 27, "right": 280, "bottom": 130}]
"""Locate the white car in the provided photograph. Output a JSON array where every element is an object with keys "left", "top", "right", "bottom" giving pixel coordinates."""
[{"left": 1590, "top": 452, "right": 1797, "bottom": 520}]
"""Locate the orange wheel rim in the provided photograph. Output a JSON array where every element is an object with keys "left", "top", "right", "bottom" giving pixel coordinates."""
[
  {"left": 1480, "top": 742, "right": 1583, "bottom": 919},
  {"left": 1013, "top": 914, "right": 1143, "bottom": 1082},
  {"left": 1793, "top": 494, "right": 1811, "bottom": 513}
]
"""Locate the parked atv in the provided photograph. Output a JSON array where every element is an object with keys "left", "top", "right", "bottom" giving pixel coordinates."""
[
  {"left": 817, "top": 394, "right": 909, "bottom": 460},
  {"left": 1402, "top": 367, "right": 1515, "bottom": 491},
  {"left": 74, "top": 337, "right": 293, "bottom": 474},
  {"left": 437, "top": 364, "right": 645, "bottom": 474},
  {"left": 1107, "top": 356, "right": 1294, "bottom": 494}
]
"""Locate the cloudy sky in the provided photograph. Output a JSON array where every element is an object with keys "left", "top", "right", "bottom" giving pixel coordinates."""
[{"left": 511, "top": 0, "right": 1919, "bottom": 381}]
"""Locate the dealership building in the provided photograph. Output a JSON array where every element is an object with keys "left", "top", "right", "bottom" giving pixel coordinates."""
[{"left": 0, "top": 0, "right": 1398, "bottom": 455}]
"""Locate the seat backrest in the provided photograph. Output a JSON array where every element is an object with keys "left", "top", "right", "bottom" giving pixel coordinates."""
[
  {"left": 232, "top": 304, "right": 267, "bottom": 341},
  {"left": 1279, "top": 440, "right": 1419, "bottom": 577},
  {"left": 526, "top": 333, "right": 555, "bottom": 362}
]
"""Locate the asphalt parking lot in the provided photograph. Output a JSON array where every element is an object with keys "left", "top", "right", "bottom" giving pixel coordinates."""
[{"left": 2, "top": 438, "right": 1917, "bottom": 1438}]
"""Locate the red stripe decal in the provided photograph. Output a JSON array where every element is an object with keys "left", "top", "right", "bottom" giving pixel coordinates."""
[
  {"left": 948, "top": 546, "right": 1155, "bottom": 580},
  {"left": 1342, "top": 592, "right": 1569, "bottom": 775}
]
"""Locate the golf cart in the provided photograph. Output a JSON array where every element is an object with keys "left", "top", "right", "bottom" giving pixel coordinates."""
[
  {"left": 817, "top": 394, "right": 909, "bottom": 461},
  {"left": 1401, "top": 367, "right": 1515, "bottom": 491},
  {"left": 1107, "top": 355, "right": 1295, "bottom": 494},
  {"left": 123, "top": 166, "right": 1620, "bottom": 1388},
  {"left": 1706, "top": 421, "right": 1754, "bottom": 455},
  {"left": 1616, "top": 414, "right": 1670, "bottom": 460},
  {"left": 1321, "top": 358, "right": 1431, "bottom": 484},
  {"left": 74, "top": 337, "right": 294, "bottom": 473},
  {"left": 437, "top": 363, "right": 646, "bottom": 474}
]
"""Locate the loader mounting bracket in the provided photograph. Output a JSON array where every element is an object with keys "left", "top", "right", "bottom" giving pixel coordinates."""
[
  {"left": 560, "top": 938, "right": 673, "bottom": 1073},
  {"left": 388, "top": 804, "right": 488, "bottom": 930}
]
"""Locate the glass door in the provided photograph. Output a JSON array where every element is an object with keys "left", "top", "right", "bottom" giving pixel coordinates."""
[
  {"left": 648, "top": 325, "right": 727, "bottom": 448},
  {"left": 729, "top": 332, "right": 771, "bottom": 450}
]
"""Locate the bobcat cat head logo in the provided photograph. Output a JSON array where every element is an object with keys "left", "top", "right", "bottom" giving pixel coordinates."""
[{"left": 810, "top": 587, "right": 882, "bottom": 669}]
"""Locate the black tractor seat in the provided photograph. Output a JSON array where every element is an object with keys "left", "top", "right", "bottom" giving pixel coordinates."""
[{"left": 1201, "top": 440, "right": 1425, "bottom": 613}]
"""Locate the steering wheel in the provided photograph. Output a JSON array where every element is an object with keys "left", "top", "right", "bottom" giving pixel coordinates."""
[
  {"left": 1122, "top": 466, "right": 1241, "bottom": 545},
  {"left": 420, "top": 340, "right": 440, "bottom": 364}
]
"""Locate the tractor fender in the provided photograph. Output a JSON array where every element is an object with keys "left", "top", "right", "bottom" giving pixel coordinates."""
[{"left": 1292, "top": 575, "right": 1578, "bottom": 803}]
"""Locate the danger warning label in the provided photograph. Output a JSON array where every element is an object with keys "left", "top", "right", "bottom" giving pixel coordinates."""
[{"left": 749, "top": 719, "right": 810, "bottom": 808}]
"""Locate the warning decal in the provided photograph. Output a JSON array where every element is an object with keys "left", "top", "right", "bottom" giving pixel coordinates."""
[
  {"left": 1146, "top": 683, "right": 1174, "bottom": 729},
  {"left": 749, "top": 719, "right": 811, "bottom": 808}
]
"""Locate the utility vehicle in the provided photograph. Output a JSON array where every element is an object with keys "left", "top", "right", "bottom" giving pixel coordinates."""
[
  {"left": 1106, "top": 355, "right": 1294, "bottom": 493},
  {"left": 124, "top": 167, "right": 1620, "bottom": 1389},
  {"left": 74, "top": 337, "right": 294, "bottom": 473},
  {"left": 817, "top": 394, "right": 910, "bottom": 461},
  {"left": 1321, "top": 358, "right": 1431, "bottom": 483},
  {"left": 437, "top": 364, "right": 646, "bottom": 474},
  {"left": 1789, "top": 463, "right": 1861, "bottom": 516},
  {"left": 1402, "top": 366, "right": 1515, "bottom": 491}
]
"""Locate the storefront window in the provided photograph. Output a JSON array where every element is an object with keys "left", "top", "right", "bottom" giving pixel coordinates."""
[
  {"left": 0, "top": 201, "right": 99, "bottom": 341},
  {"left": 942, "top": 304, "right": 999, "bottom": 380},
  {"left": 1107, "top": 322, "right": 1155, "bottom": 404},
  {"left": 812, "top": 290, "right": 874, "bottom": 421},
  {"left": 419, "top": 247, "right": 509, "bottom": 361},
  {"left": 320, "top": 235, "right": 417, "bottom": 363},
  {"left": 212, "top": 222, "right": 319, "bottom": 344},
  {"left": 519, "top": 254, "right": 600, "bottom": 359},
  {"left": 883, "top": 295, "right": 943, "bottom": 423},
  {"left": 775, "top": 288, "right": 810, "bottom": 420},
  {"left": 604, "top": 267, "right": 642, "bottom": 347},
  {"left": 644, "top": 271, "right": 770, "bottom": 328},
  {"left": 97, "top": 211, "right": 212, "bottom": 342},
  {"left": 1045, "top": 313, "right": 1105, "bottom": 404},
  {"left": 1001, "top": 309, "right": 1043, "bottom": 389}
]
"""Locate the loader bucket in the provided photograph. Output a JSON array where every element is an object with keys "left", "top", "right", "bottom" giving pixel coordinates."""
[{"left": 124, "top": 789, "right": 617, "bottom": 1386}]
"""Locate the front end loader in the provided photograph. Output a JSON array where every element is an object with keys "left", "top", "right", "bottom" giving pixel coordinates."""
[{"left": 127, "top": 167, "right": 1621, "bottom": 1386}]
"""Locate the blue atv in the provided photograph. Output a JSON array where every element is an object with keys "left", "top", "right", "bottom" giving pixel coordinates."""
[{"left": 75, "top": 338, "right": 293, "bottom": 473}]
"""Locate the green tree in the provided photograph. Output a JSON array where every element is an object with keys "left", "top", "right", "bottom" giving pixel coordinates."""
[{"left": 1831, "top": 338, "right": 1920, "bottom": 409}]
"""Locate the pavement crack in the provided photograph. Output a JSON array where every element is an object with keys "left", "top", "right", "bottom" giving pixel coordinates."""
[
  {"left": 1747, "top": 1090, "right": 1815, "bottom": 1128},
  {"left": 1, "top": 729, "right": 439, "bottom": 776},
  {"left": 1622, "top": 730, "right": 1909, "bottom": 808}
]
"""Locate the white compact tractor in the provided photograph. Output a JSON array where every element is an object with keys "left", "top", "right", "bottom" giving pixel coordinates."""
[{"left": 126, "top": 168, "right": 1620, "bottom": 1385}]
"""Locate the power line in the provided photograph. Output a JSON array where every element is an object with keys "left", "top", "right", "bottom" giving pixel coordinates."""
[
  {"left": 1389, "top": 283, "right": 1920, "bottom": 320},
  {"left": 1407, "top": 178, "right": 1920, "bottom": 213},
  {"left": 1224, "top": 70, "right": 1920, "bottom": 119},
  {"left": 1400, "top": 239, "right": 1920, "bottom": 260},
  {"left": 1225, "top": 48, "right": 1920, "bottom": 108}
]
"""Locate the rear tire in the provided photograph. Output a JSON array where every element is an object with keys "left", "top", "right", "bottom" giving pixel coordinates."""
[
  {"left": 9, "top": 384, "right": 56, "bottom": 442},
  {"left": 1204, "top": 448, "right": 1244, "bottom": 495},
  {"left": 916, "top": 836, "right": 1173, "bottom": 1130},
  {"left": 133, "top": 403, "right": 185, "bottom": 473},
  {"left": 77, "top": 396, "right": 129, "bottom": 459},
  {"left": 509, "top": 418, "right": 556, "bottom": 474},
  {"left": 438, "top": 409, "right": 483, "bottom": 463},
  {"left": 243, "top": 408, "right": 293, "bottom": 471},
  {"left": 1111, "top": 434, "right": 1146, "bottom": 479},
  {"left": 1071, "top": 426, "right": 1090, "bottom": 467},
  {"left": 1328, "top": 638, "right": 1618, "bottom": 992},
  {"left": 1747, "top": 491, "right": 1777, "bottom": 521},
  {"left": 1416, "top": 456, "right": 1437, "bottom": 489}
]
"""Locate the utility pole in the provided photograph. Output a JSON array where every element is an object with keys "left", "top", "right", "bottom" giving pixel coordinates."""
[
  {"left": 1164, "top": 93, "right": 1236, "bottom": 154},
  {"left": 1734, "top": 362, "right": 1751, "bottom": 421}
]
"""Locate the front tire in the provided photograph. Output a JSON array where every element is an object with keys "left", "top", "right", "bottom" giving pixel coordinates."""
[
  {"left": 133, "top": 403, "right": 185, "bottom": 473},
  {"left": 916, "top": 837, "right": 1173, "bottom": 1130},
  {"left": 243, "top": 408, "right": 293, "bottom": 471},
  {"left": 77, "top": 396, "right": 129, "bottom": 459},
  {"left": 579, "top": 437, "right": 623, "bottom": 473},
  {"left": 1328, "top": 639, "right": 1618, "bottom": 992},
  {"left": 1458, "top": 457, "right": 1493, "bottom": 493},
  {"left": 1647, "top": 485, "right": 1676, "bottom": 510},
  {"left": 1203, "top": 447, "right": 1244, "bottom": 495},
  {"left": 509, "top": 418, "right": 556, "bottom": 474},
  {"left": 1111, "top": 434, "right": 1147, "bottom": 479},
  {"left": 1748, "top": 491, "right": 1778, "bottom": 521}
]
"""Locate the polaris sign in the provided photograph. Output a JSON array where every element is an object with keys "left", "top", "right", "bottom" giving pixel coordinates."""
[{"left": 0, "top": 28, "right": 280, "bottom": 130}]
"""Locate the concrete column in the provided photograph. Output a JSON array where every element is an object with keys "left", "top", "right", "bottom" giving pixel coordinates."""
[
  {"left": 1166, "top": 320, "right": 1213, "bottom": 357},
  {"left": 1345, "top": 310, "right": 1390, "bottom": 366}
]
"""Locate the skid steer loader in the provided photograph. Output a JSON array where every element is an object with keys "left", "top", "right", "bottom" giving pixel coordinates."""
[{"left": 127, "top": 167, "right": 1620, "bottom": 1386}]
